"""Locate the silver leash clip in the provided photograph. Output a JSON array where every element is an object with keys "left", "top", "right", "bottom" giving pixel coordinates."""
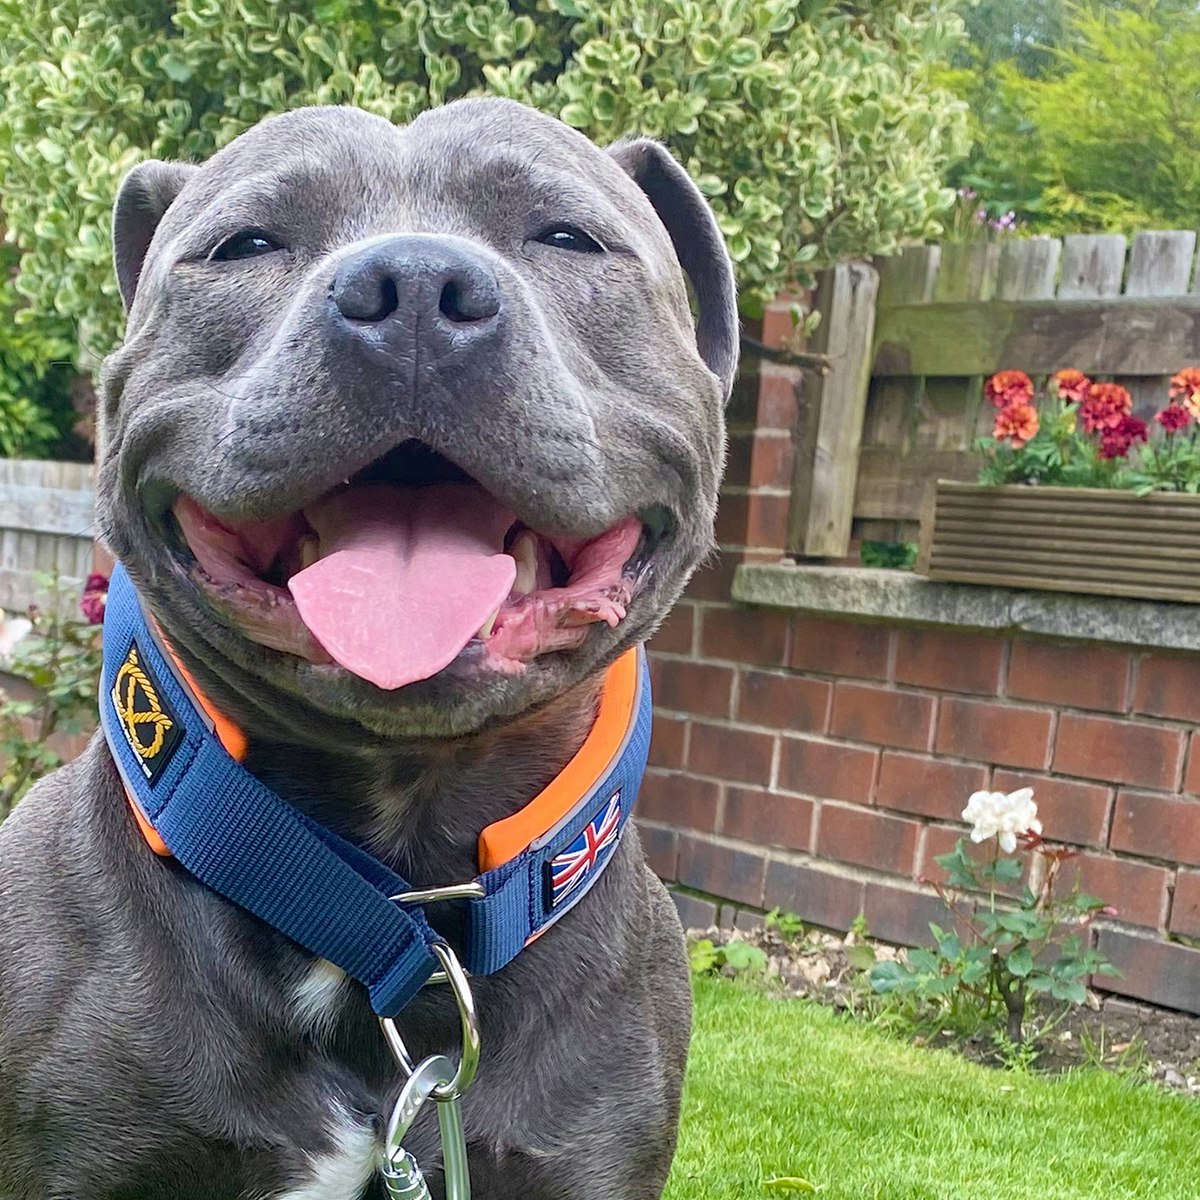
[{"left": 380, "top": 943, "right": 478, "bottom": 1200}]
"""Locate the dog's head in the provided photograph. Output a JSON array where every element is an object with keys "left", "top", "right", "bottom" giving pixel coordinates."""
[{"left": 99, "top": 99, "right": 735, "bottom": 742}]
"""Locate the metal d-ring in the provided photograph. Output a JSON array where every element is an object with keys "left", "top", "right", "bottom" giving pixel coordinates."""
[{"left": 380, "top": 942, "right": 481, "bottom": 1100}]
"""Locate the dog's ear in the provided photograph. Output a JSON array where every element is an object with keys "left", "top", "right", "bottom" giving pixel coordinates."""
[
  {"left": 608, "top": 139, "right": 739, "bottom": 400},
  {"left": 112, "top": 160, "right": 199, "bottom": 310}
]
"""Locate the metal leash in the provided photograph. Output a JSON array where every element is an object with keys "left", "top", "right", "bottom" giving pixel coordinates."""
[{"left": 379, "top": 939, "right": 480, "bottom": 1200}]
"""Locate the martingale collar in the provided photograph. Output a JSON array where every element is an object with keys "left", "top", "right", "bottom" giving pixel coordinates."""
[{"left": 99, "top": 562, "right": 651, "bottom": 1017}]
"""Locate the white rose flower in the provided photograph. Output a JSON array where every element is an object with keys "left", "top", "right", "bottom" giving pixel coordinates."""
[
  {"left": 0, "top": 616, "right": 32, "bottom": 665},
  {"left": 962, "top": 787, "right": 1041, "bottom": 854}
]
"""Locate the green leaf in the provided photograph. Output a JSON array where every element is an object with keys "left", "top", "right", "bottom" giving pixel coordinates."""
[
  {"left": 720, "top": 941, "right": 768, "bottom": 973},
  {"left": 764, "top": 1177, "right": 819, "bottom": 1194},
  {"left": 689, "top": 939, "right": 718, "bottom": 975},
  {"left": 845, "top": 943, "right": 876, "bottom": 972},
  {"left": 158, "top": 53, "right": 194, "bottom": 83},
  {"left": 1006, "top": 945, "right": 1034, "bottom": 978}
]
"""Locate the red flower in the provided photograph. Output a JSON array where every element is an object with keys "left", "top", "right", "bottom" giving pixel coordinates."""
[
  {"left": 993, "top": 401, "right": 1040, "bottom": 449},
  {"left": 1079, "top": 382, "right": 1133, "bottom": 433},
  {"left": 1052, "top": 369, "right": 1091, "bottom": 404},
  {"left": 985, "top": 370, "right": 1035, "bottom": 409},
  {"left": 80, "top": 572, "right": 109, "bottom": 625},
  {"left": 1155, "top": 403, "right": 1191, "bottom": 433},
  {"left": 1098, "top": 414, "right": 1148, "bottom": 460},
  {"left": 1169, "top": 367, "right": 1200, "bottom": 419}
]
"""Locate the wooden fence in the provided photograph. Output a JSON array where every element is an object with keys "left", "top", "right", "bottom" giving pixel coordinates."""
[
  {"left": 0, "top": 459, "right": 96, "bottom": 614},
  {"left": 789, "top": 230, "right": 1200, "bottom": 557}
]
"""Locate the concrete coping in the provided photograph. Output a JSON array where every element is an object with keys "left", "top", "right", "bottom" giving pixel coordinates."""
[{"left": 732, "top": 561, "right": 1200, "bottom": 654}]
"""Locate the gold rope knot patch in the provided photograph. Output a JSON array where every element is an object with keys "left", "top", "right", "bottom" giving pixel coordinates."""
[{"left": 112, "top": 646, "right": 175, "bottom": 760}]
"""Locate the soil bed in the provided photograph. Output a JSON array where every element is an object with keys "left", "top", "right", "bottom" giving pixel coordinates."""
[{"left": 691, "top": 924, "right": 1200, "bottom": 1096}]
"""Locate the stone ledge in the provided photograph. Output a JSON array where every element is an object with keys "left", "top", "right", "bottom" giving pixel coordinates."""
[{"left": 732, "top": 562, "right": 1200, "bottom": 654}]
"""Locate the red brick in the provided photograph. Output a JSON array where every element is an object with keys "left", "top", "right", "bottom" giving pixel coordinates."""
[
  {"left": 1133, "top": 652, "right": 1200, "bottom": 722},
  {"left": 789, "top": 616, "right": 890, "bottom": 680},
  {"left": 830, "top": 683, "right": 935, "bottom": 752},
  {"left": 1072, "top": 854, "right": 1169, "bottom": 928},
  {"left": 1170, "top": 869, "right": 1200, "bottom": 938},
  {"left": 1110, "top": 791, "right": 1200, "bottom": 866},
  {"left": 755, "top": 364, "right": 801, "bottom": 429},
  {"left": 1008, "top": 640, "right": 1130, "bottom": 712},
  {"left": 725, "top": 432, "right": 754, "bottom": 487},
  {"left": 650, "top": 604, "right": 694, "bottom": 656},
  {"left": 778, "top": 736, "right": 876, "bottom": 803},
  {"left": 1094, "top": 929, "right": 1200, "bottom": 1014},
  {"left": 745, "top": 493, "right": 790, "bottom": 551},
  {"left": 727, "top": 367, "right": 763, "bottom": 428},
  {"left": 637, "top": 823, "right": 678, "bottom": 880},
  {"left": 1187, "top": 732, "right": 1200, "bottom": 796},
  {"left": 993, "top": 770, "right": 1111, "bottom": 848},
  {"left": 817, "top": 803, "right": 920, "bottom": 875},
  {"left": 672, "top": 891, "right": 719, "bottom": 930},
  {"left": 762, "top": 860, "right": 865, "bottom": 932},
  {"left": 737, "top": 671, "right": 831, "bottom": 733},
  {"left": 894, "top": 627, "right": 1005, "bottom": 695},
  {"left": 637, "top": 771, "right": 720, "bottom": 832},
  {"left": 720, "top": 786, "right": 813, "bottom": 852},
  {"left": 862, "top": 881, "right": 955, "bottom": 949},
  {"left": 1053, "top": 714, "right": 1184, "bottom": 791},
  {"left": 749, "top": 432, "right": 795, "bottom": 490},
  {"left": 676, "top": 835, "right": 766, "bottom": 907},
  {"left": 715, "top": 491, "right": 749, "bottom": 546},
  {"left": 936, "top": 698, "right": 1053, "bottom": 770},
  {"left": 875, "top": 752, "right": 989, "bottom": 821},
  {"left": 684, "top": 554, "right": 737, "bottom": 602},
  {"left": 652, "top": 658, "right": 733, "bottom": 720},
  {"left": 687, "top": 722, "right": 775, "bottom": 786},
  {"left": 648, "top": 714, "right": 687, "bottom": 769},
  {"left": 760, "top": 303, "right": 797, "bottom": 349},
  {"left": 700, "top": 605, "right": 790, "bottom": 667}
]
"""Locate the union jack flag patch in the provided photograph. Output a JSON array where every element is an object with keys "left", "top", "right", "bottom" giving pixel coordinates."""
[{"left": 544, "top": 791, "right": 623, "bottom": 910}]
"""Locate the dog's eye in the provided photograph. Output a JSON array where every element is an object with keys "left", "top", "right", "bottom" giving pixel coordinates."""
[
  {"left": 210, "top": 231, "right": 284, "bottom": 262},
  {"left": 535, "top": 226, "right": 605, "bottom": 254}
]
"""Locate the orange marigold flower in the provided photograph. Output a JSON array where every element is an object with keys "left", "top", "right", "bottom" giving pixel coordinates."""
[
  {"left": 985, "top": 369, "right": 1035, "bottom": 409},
  {"left": 1098, "top": 414, "right": 1148, "bottom": 460},
  {"left": 1169, "top": 367, "right": 1200, "bottom": 420},
  {"left": 993, "top": 401, "right": 1040, "bottom": 448},
  {"left": 1155, "top": 403, "right": 1191, "bottom": 434},
  {"left": 1053, "top": 369, "right": 1091, "bottom": 404},
  {"left": 1079, "top": 382, "right": 1132, "bottom": 434}
]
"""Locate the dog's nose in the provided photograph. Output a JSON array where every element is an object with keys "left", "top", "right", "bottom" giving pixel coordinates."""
[{"left": 330, "top": 236, "right": 502, "bottom": 333}]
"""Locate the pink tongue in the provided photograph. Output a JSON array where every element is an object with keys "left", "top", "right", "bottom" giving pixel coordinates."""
[{"left": 288, "top": 483, "right": 516, "bottom": 690}]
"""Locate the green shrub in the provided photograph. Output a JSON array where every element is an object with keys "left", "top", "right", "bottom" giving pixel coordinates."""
[
  {"left": 0, "top": 0, "right": 969, "bottom": 366},
  {"left": 0, "top": 247, "right": 79, "bottom": 459},
  {"left": 952, "top": 0, "right": 1200, "bottom": 232}
]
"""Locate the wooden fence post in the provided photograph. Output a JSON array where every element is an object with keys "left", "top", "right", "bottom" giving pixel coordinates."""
[{"left": 788, "top": 262, "right": 880, "bottom": 559}]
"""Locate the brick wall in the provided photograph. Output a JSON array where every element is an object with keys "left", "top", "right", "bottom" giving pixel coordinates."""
[{"left": 642, "top": 305, "right": 1200, "bottom": 1015}]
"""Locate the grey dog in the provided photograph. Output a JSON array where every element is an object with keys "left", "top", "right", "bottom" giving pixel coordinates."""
[{"left": 0, "top": 98, "right": 735, "bottom": 1199}]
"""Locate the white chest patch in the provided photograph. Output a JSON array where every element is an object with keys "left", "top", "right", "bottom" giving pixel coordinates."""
[
  {"left": 275, "top": 1103, "right": 380, "bottom": 1200},
  {"left": 292, "top": 959, "right": 349, "bottom": 1032}
]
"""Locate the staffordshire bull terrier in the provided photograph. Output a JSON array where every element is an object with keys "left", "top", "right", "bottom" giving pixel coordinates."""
[{"left": 0, "top": 97, "right": 736, "bottom": 1199}]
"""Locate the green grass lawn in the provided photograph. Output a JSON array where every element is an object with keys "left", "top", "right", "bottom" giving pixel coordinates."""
[{"left": 667, "top": 977, "right": 1199, "bottom": 1200}]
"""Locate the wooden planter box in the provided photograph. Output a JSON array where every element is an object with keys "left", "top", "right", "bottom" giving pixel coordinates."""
[{"left": 918, "top": 481, "right": 1200, "bottom": 603}]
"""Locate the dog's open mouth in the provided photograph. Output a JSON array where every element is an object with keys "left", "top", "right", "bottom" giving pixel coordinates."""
[{"left": 170, "top": 441, "right": 665, "bottom": 690}]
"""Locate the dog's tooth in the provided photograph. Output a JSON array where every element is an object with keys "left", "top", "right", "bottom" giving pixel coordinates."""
[
  {"left": 478, "top": 609, "right": 499, "bottom": 639},
  {"left": 512, "top": 532, "right": 538, "bottom": 596},
  {"left": 299, "top": 536, "right": 319, "bottom": 570}
]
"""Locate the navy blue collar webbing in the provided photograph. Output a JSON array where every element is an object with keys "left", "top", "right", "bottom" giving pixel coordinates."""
[{"left": 99, "top": 562, "right": 651, "bottom": 1017}]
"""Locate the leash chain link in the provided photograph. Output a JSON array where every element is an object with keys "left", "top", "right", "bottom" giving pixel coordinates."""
[{"left": 380, "top": 939, "right": 479, "bottom": 1200}]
